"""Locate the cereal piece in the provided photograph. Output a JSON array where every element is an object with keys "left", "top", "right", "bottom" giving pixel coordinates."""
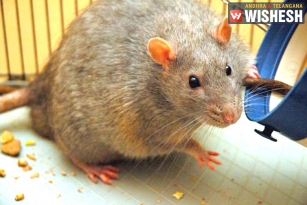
[
  {"left": 46, "top": 168, "right": 53, "bottom": 174},
  {"left": 15, "top": 193, "right": 24, "bottom": 201},
  {"left": 26, "top": 153, "right": 36, "bottom": 161},
  {"left": 22, "top": 165, "right": 32, "bottom": 172},
  {"left": 172, "top": 191, "right": 183, "bottom": 200},
  {"left": 190, "top": 176, "right": 197, "bottom": 182},
  {"left": 25, "top": 140, "right": 36, "bottom": 146},
  {"left": 30, "top": 172, "right": 39, "bottom": 179},
  {"left": 0, "top": 169, "right": 6, "bottom": 177},
  {"left": 18, "top": 158, "right": 28, "bottom": 167},
  {"left": 1, "top": 139, "right": 21, "bottom": 156},
  {"left": 46, "top": 168, "right": 55, "bottom": 176},
  {"left": 1, "top": 130, "right": 15, "bottom": 144},
  {"left": 61, "top": 171, "right": 67, "bottom": 176}
]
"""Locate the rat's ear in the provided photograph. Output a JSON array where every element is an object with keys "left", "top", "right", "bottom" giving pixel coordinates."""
[
  {"left": 147, "top": 37, "right": 176, "bottom": 71},
  {"left": 212, "top": 17, "right": 232, "bottom": 45}
]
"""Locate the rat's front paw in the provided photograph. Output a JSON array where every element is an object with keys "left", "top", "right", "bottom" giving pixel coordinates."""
[
  {"left": 247, "top": 65, "right": 260, "bottom": 79},
  {"left": 196, "top": 150, "right": 221, "bottom": 170},
  {"left": 179, "top": 139, "right": 222, "bottom": 170}
]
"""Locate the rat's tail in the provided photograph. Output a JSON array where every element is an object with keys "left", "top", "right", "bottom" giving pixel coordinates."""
[
  {"left": 0, "top": 85, "right": 19, "bottom": 94},
  {"left": 0, "top": 88, "right": 32, "bottom": 113}
]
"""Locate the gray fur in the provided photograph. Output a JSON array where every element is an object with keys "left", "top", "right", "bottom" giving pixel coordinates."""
[{"left": 27, "top": 0, "right": 253, "bottom": 165}]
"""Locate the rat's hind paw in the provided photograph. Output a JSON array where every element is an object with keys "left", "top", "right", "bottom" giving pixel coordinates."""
[
  {"left": 85, "top": 165, "right": 120, "bottom": 184},
  {"left": 70, "top": 157, "right": 120, "bottom": 184},
  {"left": 196, "top": 150, "right": 221, "bottom": 170}
]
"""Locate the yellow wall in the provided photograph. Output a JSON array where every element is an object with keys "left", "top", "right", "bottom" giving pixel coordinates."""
[{"left": 0, "top": 0, "right": 281, "bottom": 80}]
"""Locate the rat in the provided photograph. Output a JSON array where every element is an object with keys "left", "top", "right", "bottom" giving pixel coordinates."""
[{"left": 0, "top": 0, "right": 261, "bottom": 184}]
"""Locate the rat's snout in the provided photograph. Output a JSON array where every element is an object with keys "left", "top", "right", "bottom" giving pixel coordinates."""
[
  {"left": 222, "top": 106, "right": 239, "bottom": 124},
  {"left": 206, "top": 103, "right": 241, "bottom": 127}
]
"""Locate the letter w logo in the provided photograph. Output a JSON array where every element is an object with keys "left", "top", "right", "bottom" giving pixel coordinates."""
[{"left": 230, "top": 10, "right": 243, "bottom": 22}]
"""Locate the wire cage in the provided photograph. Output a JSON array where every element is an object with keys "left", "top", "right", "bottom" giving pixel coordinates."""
[
  {"left": 0, "top": 0, "right": 268, "bottom": 86},
  {"left": 0, "top": 0, "right": 276, "bottom": 85}
]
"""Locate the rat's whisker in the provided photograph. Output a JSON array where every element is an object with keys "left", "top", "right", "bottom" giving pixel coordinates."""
[
  {"left": 151, "top": 116, "right": 203, "bottom": 177},
  {"left": 127, "top": 115, "right": 203, "bottom": 173}
]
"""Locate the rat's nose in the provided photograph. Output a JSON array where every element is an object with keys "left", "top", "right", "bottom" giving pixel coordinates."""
[{"left": 222, "top": 106, "right": 239, "bottom": 124}]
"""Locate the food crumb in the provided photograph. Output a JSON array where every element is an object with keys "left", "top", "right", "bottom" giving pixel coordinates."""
[
  {"left": 15, "top": 193, "right": 24, "bottom": 201},
  {"left": 0, "top": 169, "right": 6, "bottom": 177},
  {"left": 18, "top": 158, "right": 28, "bottom": 167},
  {"left": 1, "top": 138, "right": 21, "bottom": 156},
  {"left": 172, "top": 191, "right": 183, "bottom": 200},
  {"left": 156, "top": 199, "right": 162, "bottom": 203},
  {"left": 77, "top": 188, "right": 83, "bottom": 193},
  {"left": 25, "top": 140, "right": 36, "bottom": 146},
  {"left": 258, "top": 201, "right": 262, "bottom": 204},
  {"left": 26, "top": 153, "right": 36, "bottom": 161},
  {"left": 49, "top": 180, "right": 53, "bottom": 184},
  {"left": 71, "top": 171, "right": 76, "bottom": 176},
  {"left": 30, "top": 172, "right": 40, "bottom": 179},
  {"left": 1, "top": 130, "right": 15, "bottom": 144},
  {"left": 22, "top": 165, "right": 32, "bottom": 172},
  {"left": 14, "top": 176, "right": 20, "bottom": 180},
  {"left": 190, "top": 176, "right": 197, "bottom": 182},
  {"left": 46, "top": 168, "right": 55, "bottom": 176},
  {"left": 231, "top": 178, "right": 235, "bottom": 182},
  {"left": 61, "top": 171, "right": 67, "bottom": 176},
  {"left": 201, "top": 198, "right": 206, "bottom": 205},
  {"left": 56, "top": 194, "right": 61, "bottom": 198}
]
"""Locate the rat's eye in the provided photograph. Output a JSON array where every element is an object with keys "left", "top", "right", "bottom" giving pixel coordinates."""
[
  {"left": 189, "top": 76, "right": 201, "bottom": 88},
  {"left": 225, "top": 65, "right": 232, "bottom": 76}
]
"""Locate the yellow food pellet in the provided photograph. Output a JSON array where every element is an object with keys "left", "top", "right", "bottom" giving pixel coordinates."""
[
  {"left": 26, "top": 153, "right": 36, "bottom": 161},
  {"left": 18, "top": 158, "right": 28, "bottom": 167},
  {"left": 30, "top": 172, "right": 40, "bottom": 179},
  {"left": 1, "top": 130, "right": 15, "bottom": 144},
  {"left": 172, "top": 191, "right": 184, "bottom": 200},
  {"left": 0, "top": 169, "right": 6, "bottom": 177},
  {"left": 15, "top": 193, "right": 24, "bottom": 201},
  {"left": 25, "top": 140, "right": 36, "bottom": 146},
  {"left": 61, "top": 171, "right": 67, "bottom": 176}
]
